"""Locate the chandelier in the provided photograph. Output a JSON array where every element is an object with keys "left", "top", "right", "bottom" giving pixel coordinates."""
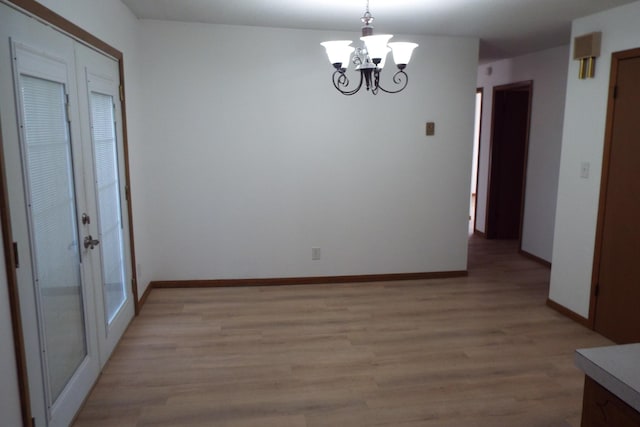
[{"left": 320, "top": 0, "right": 418, "bottom": 96}]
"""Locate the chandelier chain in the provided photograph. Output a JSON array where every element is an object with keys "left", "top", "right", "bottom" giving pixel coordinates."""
[{"left": 361, "top": 0, "right": 373, "bottom": 26}]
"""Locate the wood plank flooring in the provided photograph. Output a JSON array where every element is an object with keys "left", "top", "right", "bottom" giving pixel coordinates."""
[{"left": 74, "top": 237, "right": 611, "bottom": 426}]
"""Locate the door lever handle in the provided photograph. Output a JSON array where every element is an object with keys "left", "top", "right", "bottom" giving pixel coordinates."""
[{"left": 83, "top": 235, "right": 100, "bottom": 250}]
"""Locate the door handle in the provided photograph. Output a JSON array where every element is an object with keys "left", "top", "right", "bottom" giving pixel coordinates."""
[{"left": 83, "top": 235, "right": 100, "bottom": 250}]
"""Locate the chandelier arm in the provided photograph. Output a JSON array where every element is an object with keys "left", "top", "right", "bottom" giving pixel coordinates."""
[
  {"left": 377, "top": 70, "right": 409, "bottom": 94},
  {"left": 332, "top": 70, "right": 365, "bottom": 96}
]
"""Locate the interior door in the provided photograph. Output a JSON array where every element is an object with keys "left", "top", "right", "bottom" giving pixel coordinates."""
[
  {"left": 486, "top": 83, "right": 531, "bottom": 240},
  {"left": 594, "top": 53, "right": 640, "bottom": 344}
]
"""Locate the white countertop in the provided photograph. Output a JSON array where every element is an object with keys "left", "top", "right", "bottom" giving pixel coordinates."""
[{"left": 575, "top": 343, "right": 640, "bottom": 413}]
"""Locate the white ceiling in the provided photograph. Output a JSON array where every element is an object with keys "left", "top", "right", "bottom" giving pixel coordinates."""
[{"left": 120, "top": 0, "right": 636, "bottom": 61}]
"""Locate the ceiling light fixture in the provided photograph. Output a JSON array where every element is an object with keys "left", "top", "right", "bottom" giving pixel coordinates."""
[{"left": 320, "top": 0, "right": 418, "bottom": 96}]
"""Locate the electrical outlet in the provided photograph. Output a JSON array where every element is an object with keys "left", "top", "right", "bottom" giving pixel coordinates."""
[{"left": 312, "top": 247, "right": 321, "bottom": 261}]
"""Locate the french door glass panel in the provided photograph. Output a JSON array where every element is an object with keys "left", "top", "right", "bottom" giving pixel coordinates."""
[
  {"left": 90, "top": 91, "right": 126, "bottom": 324},
  {"left": 19, "top": 74, "right": 87, "bottom": 404}
]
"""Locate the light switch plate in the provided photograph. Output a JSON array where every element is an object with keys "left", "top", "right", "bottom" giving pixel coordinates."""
[{"left": 580, "top": 162, "right": 590, "bottom": 179}]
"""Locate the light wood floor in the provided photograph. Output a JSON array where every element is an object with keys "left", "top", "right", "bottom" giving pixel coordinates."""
[{"left": 74, "top": 237, "right": 611, "bottom": 427}]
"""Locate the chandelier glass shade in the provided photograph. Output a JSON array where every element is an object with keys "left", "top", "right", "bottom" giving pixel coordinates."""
[{"left": 320, "top": 2, "right": 418, "bottom": 96}]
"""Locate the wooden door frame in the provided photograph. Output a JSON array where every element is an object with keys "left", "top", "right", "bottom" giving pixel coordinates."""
[
  {"left": 589, "top": 47, "right": 640, "bottom": 329},
  {"left": 0, "top": 1, "right": 140, "bottom": 425},
  {"left": 472, "top": 88, "right": 484, "bottom": 234},
  {"left": 484, "top": 80, "right": 533, "bottom": 249}
]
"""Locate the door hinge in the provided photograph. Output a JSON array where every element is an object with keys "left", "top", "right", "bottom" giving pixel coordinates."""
[
  {"left": 595, "top": 284, "right": 600, "bottom": 297},
  {"left": 65, "top": 94, "right": 71, "bottom": 122},
  {"left": 119, "top": 84, "right": 124, "bottom": 102},
  {"left": 613, "top": 86, "right": 618, "bottom": 99},
  {"left": 31, "top": 417, "right": 35, "bottom": 427},
  {"left": 125, "top": 185, "right": 130, "bottom": 201},
  {"left": 12, "top": 242, "right": 19, "bottom": 269}
]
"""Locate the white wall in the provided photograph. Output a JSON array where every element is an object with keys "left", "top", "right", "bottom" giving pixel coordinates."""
[
  {"left": 549, "top": 1, "right": 640, "bottom": 317},
  {"left": 139, "top": 20, "right": 479, "bottom": 281},
  {"left": 0, "top": 0, "right": 144, "bottom": 423},
  {"left": 476, "top": 45, "right": 569, "bottom": 262}
]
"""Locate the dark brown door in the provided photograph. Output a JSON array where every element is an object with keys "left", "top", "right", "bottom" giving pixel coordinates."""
[
  {"left": 486, "top": 82, "right": 532, "bottom": 240},
  {"left": 594, "top": 53, "right": 640, "bottom": 344}
]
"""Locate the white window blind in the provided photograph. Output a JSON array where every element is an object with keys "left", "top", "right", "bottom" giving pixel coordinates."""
[
  {"left": 90, "top": 91, "right": 126, "bottom": 324},
  {"left": 20, "top": 74, "right": 87, "bottom": 402}
]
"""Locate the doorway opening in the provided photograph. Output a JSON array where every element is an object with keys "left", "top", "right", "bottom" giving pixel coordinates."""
[
  {"left": 470, "top": 88, "right": 483, "bottom": 235},
  {"left": 485, "top": 81, "right": 532, "bottom": 244}
]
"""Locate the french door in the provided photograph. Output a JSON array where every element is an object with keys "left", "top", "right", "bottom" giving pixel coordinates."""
[
  {"left": 0, "top": 4, "right": 133, "bottom": 426},
  {"left": 76, "top": 43, "right": 134, "bottom": 365}
]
